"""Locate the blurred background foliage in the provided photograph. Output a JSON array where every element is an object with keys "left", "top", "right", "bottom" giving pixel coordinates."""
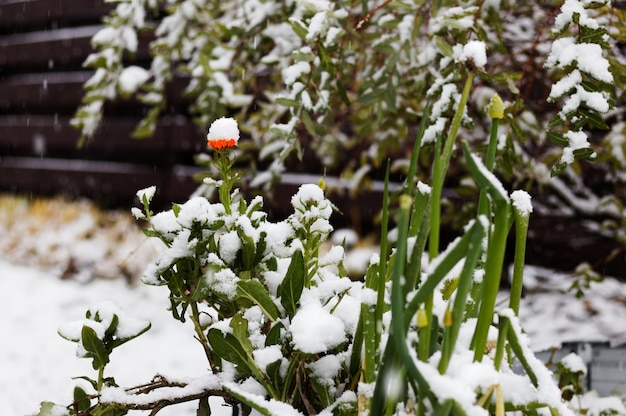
[{"left": 71, "top": 0, "right": 626, "bottom": 275}]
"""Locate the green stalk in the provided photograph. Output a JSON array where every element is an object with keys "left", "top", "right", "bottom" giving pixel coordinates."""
[
  {"left": 476, "top": 108, "right": 501, "bottom": 217},
  {"left": 97, "top": 365, "right": 104, "bottom": 393},
  {"left": 471, "top": 203, "right": 510, "bottom": 362},
  {"left": 405, "top": 101, "right": 432, "bottom": 194},
  {"left": 429, "top": 71, "right": 475, "bottom": 259},
  {"left": 495, "top": 194, "right": 531, "bottom": 369},
  {"left": 360, "top": 304, "right": 377, "bottom": 383},
  {"left": 424, "top": 74, "right": 473, "bottom": 362},
  {"left": 438, "top": 220, "right": 485, "bottom": 373},
  {"left": 375, "top": 161, "right": 391, "bottom": 348},
  {"left": 405, "top": 189, "right": 431, "bottom": 291},
  {"left": 215, "top": 151, "right": 236, "bottom": 215},
  {"left": 190, "top": 301, "right": 216, "bottom": 372},
  {"left": 510, "top": 201, "right": 531, "bottom": 315},
  {"left": 461, "top": 141, "right": 513, "bottom": 362},
  {"left": 391, "top": 195, "right": 432, "bottom": 395},
  {"left": 405, "top": 229, "right": 474, "bottom": 325}
]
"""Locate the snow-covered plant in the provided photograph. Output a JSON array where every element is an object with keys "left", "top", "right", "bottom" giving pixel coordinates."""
[
  {"left": 72, "top": 1, "right": 623, "bottom": 189},
  {"left": 43, "top": 83, "right": 626, "bottom": 415},
  {"left": 545, "top": 0, "right": 615, "bottom": 176},
  {"left": 56, "top": 302, "right": 150, "bottom": 413}
]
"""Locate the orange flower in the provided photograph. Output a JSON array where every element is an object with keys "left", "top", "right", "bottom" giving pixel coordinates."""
[
  {"left": 208, "top": 138, "right": 237, "bottom": 150},
  {"left": 207, "top": 117, "right": 239, "bottom": 150}
]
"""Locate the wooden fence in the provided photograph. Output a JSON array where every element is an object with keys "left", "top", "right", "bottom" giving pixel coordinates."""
[{"left": 0, "top": 0, "right": 211, "bottom": 210}]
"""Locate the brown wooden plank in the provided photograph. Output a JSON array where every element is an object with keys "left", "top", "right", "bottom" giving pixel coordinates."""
[
  {"left": 0, "top": 71, "right": 192, "bottom": 114},
  {"left": 0, "top": 0, "right": 112, "bottom": 30},
  {"left": 0, "top": 115, "right": 206, "bottom": 162},
  {"left": 0, "top": 25, "right": 98, "bottom": 70},
  {"left": 0, "top": 71, "right": 91, "bottom": 113},
  {"left": 0, "top": 25, "right": 154, "bottom": 71},
  {"left": 0, "top": 156, "right": 165, "bottom": 206}
]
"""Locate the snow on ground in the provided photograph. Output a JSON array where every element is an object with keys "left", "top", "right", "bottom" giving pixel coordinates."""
[
  {"left": 2, "top": 195, "right": 626, "bottom": 415},
  {"left": 0, "top": 260, "right": 215, "bottom": 415}
]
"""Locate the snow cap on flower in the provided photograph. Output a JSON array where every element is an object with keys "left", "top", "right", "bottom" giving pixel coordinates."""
[{"left": 207, "top": 117, "right": 239, "bottom": 150}]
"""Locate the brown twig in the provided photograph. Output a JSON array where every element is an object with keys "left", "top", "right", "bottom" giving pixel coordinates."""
[{"left": 354, "top": 0, "right": 392, "bottom": 31}]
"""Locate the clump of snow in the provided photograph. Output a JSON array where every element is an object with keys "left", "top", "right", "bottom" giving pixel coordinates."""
[
  {"left": 560, "top": 352, "right": 587, "bottom": 375},
  {"left": 207, "top": 117, "right": 240, "bottom": 141},
  {"left": 552, "top": 0, "right": 609, "bottom": 33},
  {"left": 458, "top": 40, "right": 487, "bottom": 69},
  {"left": 561, "top": 130, "right": 595, "bottom": 165},
  {"left": 219, "top": 231, "right": 242, "bottom": 264},
  {"left": 331, "top": 228, "right": 358, "bottom": 247},
  {"left": 571, "top": 391, "right": 626, "bottom": 416},
  {"left": 511, "top": 190, "right": 533, "bottom": 217},
  {"left": 282, "top": 61, "right": 311, "bottom": 86},
  {"left": 547, "top": 39, "right": 612, "bottom": 84},
  {"left": 118, "top": 66, "right": 150, "bottom": 94},
  {"left": 206, "top": 268, "right": 239, "bottom": 300},
  {"left": 137, "top": 186, "right": 156, "bottom": 203},
  {"left": 290, "top": 297, "right": 346, "bottom": 354}
]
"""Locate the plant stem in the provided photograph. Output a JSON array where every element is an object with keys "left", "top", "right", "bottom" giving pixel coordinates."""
[
  {"left": 429, "top": 71, "right": 474, "bottom": 259},
  {"left": 495, "top": 198, "right": 531, "bottom": 369},
  {"left": 426, "top": 75, "right": 475, "bottom": 362},
  {"left": 477, "top": 117, "right": 500, "bottom": 216},
  {"left": 375, "top": 161, "right": 390, "bottom": 348},
  {"left": 189, "top": 301, "right": 216, "bottom": 373},
  {"left": 472, "top": 204, "right": 510, "bottom": 362},
  {"left": 438, "top": 220, "right": 485, "bottom": 373},
  {"left": 510, "top": 207, "right": 530, "bottom": 315},
  {"left": 97, "top": 365, "right": 104, "bottom": 393}
]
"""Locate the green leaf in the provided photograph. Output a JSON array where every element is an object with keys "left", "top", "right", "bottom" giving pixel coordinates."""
[
  {"left": 462, "top": 141, "right": 509, "bottom": 205},
  {"left": 275, "top": 97, "right": 300, "bottom": 108},
  {"left": 385, "top": 79, "right": 397, "bottom": 113},
  {"left": 109, "top": 321, "right": 151, "bottom": 349},
  {"left": 358, "top": 89, "right": 384, "bottom": 104},
  {"left": 548, "top": 114, "right": 565, "bottom": 128},
  {"left": 318, "top": 43, "right": 335, "bottom": 73},
  {"left": 573, "top": 147, "right": 596, "bottom": 160},
  {"left": 230, "top": 314, "right": 254, "bottom": 357},
  {"left": 237, "top": 280, "right": 280, "bottom": 321},
  {"left": 207, "top": 329, "right": 251, "bottom": 375},
  {"left": 547, "top": 131, "right": 568, "bottom": 147},
  {"left": 265, "top": 321, "right": 284, "bottom": 346},
  {"left": 72, "top": 375, "right": 98, "bottom": 391},
  {"left": 289, "top": 20, "right": 308, "bottom": 41},
  {"left": 301, "top": 110, "right": 316, "bottom": 136},
  {"left": 237, "top": 228, "right": 256, "bottom": 270},
  {"left": 503, "top": 315, "right": 538, "bottom": 387},
  {"left": 132, "top": 106, "right": 160, "bottom": 139},
  {"left": 81, "top": 325, "right": 110, "bottom": 370},
  {"left": 336, "top": 80, "right": 350, "bottom": 105},
  {"left": 278, "top": 250, "right": 305, "bottom": 317},
  {"left": 433, "top": 35, "right": 454, "bottom": 58},
  {"left": 265, "top": 359, "right": 282, "bottom": 390},
  {"left": 551, "top": 159, "right": 568, "bottom": 177},
  {"left": 74, "top": 386, "right": 91, "bottom": 412},
  {"left": 104, "top": 313, "right": 119, "bottom": 338}
]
